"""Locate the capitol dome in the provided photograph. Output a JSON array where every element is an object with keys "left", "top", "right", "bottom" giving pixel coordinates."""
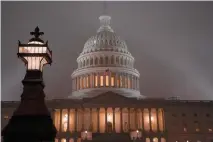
[{"left": 69, "top": 15, "right": 144, "bottom": 99}]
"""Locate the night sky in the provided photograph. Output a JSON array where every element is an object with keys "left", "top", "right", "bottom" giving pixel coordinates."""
[{"left": 2, "top": 1, "right": 213, "bottom": 101}]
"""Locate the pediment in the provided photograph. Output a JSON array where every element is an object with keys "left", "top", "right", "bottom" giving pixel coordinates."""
[{"left": 82, "top": 91, "right": 137, "bottom": 106}]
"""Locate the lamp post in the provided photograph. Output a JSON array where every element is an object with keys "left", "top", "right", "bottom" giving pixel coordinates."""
[{"left": 2, "top": 27, "right": 57, "bottom": 142}]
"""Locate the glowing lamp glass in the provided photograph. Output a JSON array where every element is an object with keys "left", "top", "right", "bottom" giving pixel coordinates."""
[{"left": 18, "top": 42, "right": 51, "bottom": 71}]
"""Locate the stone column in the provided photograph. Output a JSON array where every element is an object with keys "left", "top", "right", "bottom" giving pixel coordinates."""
[
  {"left": 67, "top": 109, "right": 70, "bottom": 132},
  {"left": 75, "top": 109, "right": 77, "bottom": 132},
  {"left": 104, "top": 72, "right": 106, "bottom": 87},
  {"left": 113, "top": 108, "right": 115, "bottom": 132},
  {"left": 137, "top": 78, "right": 140, "bottom": 90},
  {"left": 149, "top": 108, "right": 152, "bottom": 132},
  {"left": 91, "top": 73, "right": 94, "bottom": 88},
  {"left": 120, "top": 108, "right": 123, "bottom": 133},
  {"left": 97, "top": 73, "right": 100, "bottom": 88},
  {"left": 115, "top": 73, "right": 117, "bottom": 87},
  {"left": 90, "top": 108, "right": 92, "bottom": 131},
  {"left": 105, "top": 108, "right": 107, "bottom": 132},
  {"left": 141, "top": 109, "right": 144, "bottom": 131},
  {"left": 128, "top": 108, "right": 130, "bottom": 132},
  {"left": 88, "top": 75, "right": 90, "bottom": 88},
  {"left": 135, "top": 108, "right": 137, "bottom": 130},
  {"left": 156, "top": 108, "right": 159, "bottom": 132},
  {"left": 76, "top": 77, "right": 79, "bottom": 90},
  {"left": 109, "top": 71, "right": 111, "bottom": 87},
  {"left": 60, "top": 109, "right": 62, "bottom": 132},
  {"left": 97, "top": 108, "right": 100, "bottom": 133},
  {"left": 82, "top": 108, "right": 85, "bottom": 131}
]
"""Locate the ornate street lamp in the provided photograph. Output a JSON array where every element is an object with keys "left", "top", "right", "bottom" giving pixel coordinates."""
[{"left": 2, "top": 27, "right": 57, "bottom": 142}]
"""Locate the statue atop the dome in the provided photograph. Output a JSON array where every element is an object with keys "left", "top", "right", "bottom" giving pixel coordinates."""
[{"left": 97, "top": 15, "right": 114, "bottom": 33}]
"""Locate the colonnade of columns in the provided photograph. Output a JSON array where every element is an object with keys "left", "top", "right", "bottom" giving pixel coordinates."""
[
  {"left": 56, "top": 137, "right": 166, "bottom": 142},
  {"left": 72, "top": 72, "right": 139, "bottom": 91},
  {"left": 54, "top": 107, "right": 164, "bottom": 133}
]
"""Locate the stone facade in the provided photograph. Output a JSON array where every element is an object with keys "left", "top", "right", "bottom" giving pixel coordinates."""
[{"left": 2, "top": 91, "right": 213, "bottom": 142}]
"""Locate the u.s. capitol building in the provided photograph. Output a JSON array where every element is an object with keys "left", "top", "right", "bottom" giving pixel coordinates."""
[{"left": 1, "top": 15, "right": 213, "bottom": 142}]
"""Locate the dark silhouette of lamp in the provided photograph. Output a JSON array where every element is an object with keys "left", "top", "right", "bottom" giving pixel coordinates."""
[{"left": 2, "top": 27, "right": 57, "bottom": 142}]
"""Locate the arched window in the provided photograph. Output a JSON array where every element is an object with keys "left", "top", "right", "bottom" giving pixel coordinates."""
[
  {"left": 95, "top": 57, "right": 98, "bottom": 65},
  {"left": 86, "top": 59, "right": 89, "bottom": 66},
  {"left": 120, "top": 57, "right": 123, "bottom": 65},
  {"left": 105, "top": 56, "right": 108, "bottom": 65},
  {"left": 116, "top": 56, "right": 119, "bottom": 64},
  {"left": 90, "top": 58, "right": 93, "bottom": 65},
  {"left": 61, "top": 139, "right": 66, "bottom": 142},
  {"left": 111, "top": 55, "right": 114, "bottom": 64},
  {"left": 124, "top": 58, "right": 127, "bottom": 66},
  {"left": 83, "top": 60, "right": 86, "bottom": 67},
  {"left": 100, "top": 57, "right": 103, "bottom": 65}
]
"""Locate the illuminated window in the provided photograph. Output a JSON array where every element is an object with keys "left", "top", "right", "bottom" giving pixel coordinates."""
[
  {"left": 95, "top": 75, "right": 98, "bottom": 87},
  {"left": 106, "top": 75, "right": 109, "bottom": 86},
  {"left": 209, "top": 128, "right": 212, "bottom": 132},
  {"left": 161, "top": 138, "right": 166, "bottom": 142},
  {"left": 194, "top": 121, "right": 200, "bottom": 132},
  {"left": 146, "top": 138, "right": 150, "bottom": 142},
  {"left": 111, "top": 76, "right": 114, "bottom": 87},
  {"left": 61, "top": 138, "right": 66, "bottom": 142},
  {"left": 184, "top": 127, "right": 187, "bottom": 132},
  {"left": 86, "top": 76, "right": 89, "bottom": 88},
  {"left": 100, "top": 75, "right": 104, "bottom": 86},
  {"left": 153, "top": 137, "right": 158, "bottom": 142},
  {"left": 63, "top": 114, "right": 68, "bottom": 132},
  {"left": 4, "top": 115, "right": 9, "bottom": 119}
]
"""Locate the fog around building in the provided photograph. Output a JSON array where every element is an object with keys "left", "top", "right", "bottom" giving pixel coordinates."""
[{"left": 1, "top": 1, "right": 213, "bottom": 101}]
